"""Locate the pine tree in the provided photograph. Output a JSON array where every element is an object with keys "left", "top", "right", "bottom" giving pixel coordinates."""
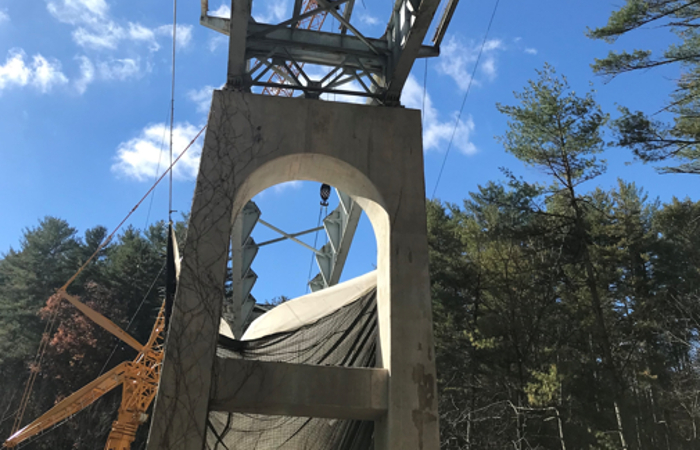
[
  {"left": 494, "top": 65, "right": 646, "bottom": 447},
  {"left": 589, "top": 0, "right": 700, "bottom": 174}
]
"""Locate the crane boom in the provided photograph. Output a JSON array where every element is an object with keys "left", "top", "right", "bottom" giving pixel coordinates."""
[
  {"left": 4, "top": 301, "right": 167, "bottom": 450},
  {"left": 60, "top": 291, "right": 144, "bottom": 352},
  {"left": 4, "top": 362, "right": 129, "bottom": 447},
  {"left": 261, "top": 0, "right": 329, "bottom": 97}
]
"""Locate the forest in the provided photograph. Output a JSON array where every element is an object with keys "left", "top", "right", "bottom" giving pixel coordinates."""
[{"left": 3, "top": 1, "right": 700, "bottom": 449}]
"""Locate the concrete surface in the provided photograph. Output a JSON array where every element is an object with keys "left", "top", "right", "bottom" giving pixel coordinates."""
[
  {"left": 210, "top": 358, "right": 388, "bottom": 420},
  {"left": 146, "top": 91, "right": 439, "bottom": 450}
]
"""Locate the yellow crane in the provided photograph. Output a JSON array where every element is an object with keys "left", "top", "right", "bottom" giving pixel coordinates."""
[
  {"left": 4, "top": 222, "right": 180, "bottom": 449},
  {"left": 4, "top": 296, "right": 166, "bottom": 450}
]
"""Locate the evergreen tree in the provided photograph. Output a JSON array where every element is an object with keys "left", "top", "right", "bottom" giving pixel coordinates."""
[
  {"left": 589, "top": 0, "right": 700, "bottom": 174},
  {"left": 0, "top": 218, "right": 84, "bottom": 364}
]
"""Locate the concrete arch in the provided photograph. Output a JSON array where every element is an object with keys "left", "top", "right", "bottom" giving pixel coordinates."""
[
  {"left": 232, "top": 153, "right": 388, "bottom": 254},
  {"left": 149, "top": 90, "right": 439, "bottom": 450}
]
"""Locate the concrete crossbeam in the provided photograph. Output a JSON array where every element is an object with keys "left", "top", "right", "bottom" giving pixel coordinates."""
[{"left": 210, "top": 358, "right": 388, "bottom": 420}]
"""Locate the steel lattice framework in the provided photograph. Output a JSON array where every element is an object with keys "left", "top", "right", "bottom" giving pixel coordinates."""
[{"left": 200, "top": 0, "right": 455, "bottom": 104}]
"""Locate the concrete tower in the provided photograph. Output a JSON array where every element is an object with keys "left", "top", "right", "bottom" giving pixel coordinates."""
[{"left": 146, "top": 1, "right": 458, "bottom": 449}]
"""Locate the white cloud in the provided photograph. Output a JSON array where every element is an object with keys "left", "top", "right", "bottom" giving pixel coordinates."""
[
  {"left": 0, "top": 49, "right": 68, "bottom": 94},
  {"left": 33, "top": 55, "right": 69, "bottom": 92},
  {"left": 72, "top": 23, "right": 123, "bottom": 50},
  {"left": 208, "top": 34, "right": 228, "bottom": 52},
  {"left": 74, "top": 56, "right": 95, "bottom": 93},
  {"left": 47, "top": 0, "right": 186, "bottom": 52},
  {"left": 481, "top": 57, "right": 497, "bottom": 79},
  {"left": 211, "top": 0, "right": 288, "bottom": 22},
  {"left": 525, "top": 48, "right": 538, "bottom": 55},
  {"left": 0, "top": 1, "right": 189, "bottom": 96},
  {"left": 253, "top": 180, "right": 303, "bottom": 198},
  {"left": 0, "top": 51, "right": 30, "bottom": 89},
  {"left": 402, "top": 76, "right": 476, "bottom": 155},
  {"left": 358, "top": 12, "right": 380, "bottom": 26},
  {"left": 272, "top": 181, "right": 302, "bottom": 193},
  {"left": 112, "top": 122, "right": 204, "bottom": 181},
  {"left": 128, "top": 23, "right": 159, "bottom": 50},
  {"left": 47, "top": 0, "right": 109, "bottom": 25},
  {"left": 437, "top": 36, "right": 504, "bottom": 90},
  {"left": 98, "top": 58, "right": 141, "bottom": 80},
  {"left": 188, "top": 85, "right": 216, "bottom": 114},
  {"left": 210, "top": 3, "right": 230, "bottom": 17},
  {"left": 0, "top": 9, "right": 9, "bottom": 24},
  {"left": 254, "top": 1, "right": 288, "bottom": 23},
  {"left": 155, "top": 24, "right": 194, "bottom": 49}
]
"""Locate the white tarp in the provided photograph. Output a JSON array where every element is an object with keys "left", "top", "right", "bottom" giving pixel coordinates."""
[{"left": 242, "top": 271, "right": 377, "bottom": 340}]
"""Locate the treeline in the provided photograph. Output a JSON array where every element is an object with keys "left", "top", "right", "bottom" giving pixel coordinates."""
[
  {"left": 429, "top": 67, "right": 700, "bottom": 448},
  {"left": 430, "top": 184, "right": 700, "bottom": 449},
  {"left": 0, "top": 219, "right": 185, "bottom": 449},
  {"left": 428, "top": 2, "right": 700, "bottom": 446},
  {"left": 3, "top": 172, "right": 699, "bottom": 450},
  {"left": 3, "top": 185, "right": 699, "bottom": 450}
]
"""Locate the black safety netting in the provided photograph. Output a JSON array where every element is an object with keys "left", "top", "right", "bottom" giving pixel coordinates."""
[{"left": 206, "top": 287, "right": 378, "bottom": 450}]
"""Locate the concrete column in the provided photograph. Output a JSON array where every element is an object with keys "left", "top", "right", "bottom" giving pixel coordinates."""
[
  {"left": 146, "top": 91, "right": 439, "bottom": 450},
  {"left": 228, "top": 216, "right": 244, "bottom": 337},
  {"left": 226, "top": 0, "right": 250, "bottom": 88}
]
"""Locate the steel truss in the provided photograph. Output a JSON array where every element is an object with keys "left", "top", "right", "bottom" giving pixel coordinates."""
[
  {"left": 201, "top": 0, "right": 444, "bottom": 105},
  {"left": 223, "top": 189, "right": 360, "bottom": 334}
]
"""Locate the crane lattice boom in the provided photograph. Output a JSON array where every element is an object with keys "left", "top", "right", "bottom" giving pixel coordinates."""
[
  {"left": 4, "top": 302, "right": 166, "bottom": 450},
  {"left": 261, "top": 0, "right": 329, "bottom": 97}
]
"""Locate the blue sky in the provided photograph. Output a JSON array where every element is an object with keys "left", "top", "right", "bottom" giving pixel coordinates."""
[{"left": 0, "top": 0, "right": 697, "bottom": 302}]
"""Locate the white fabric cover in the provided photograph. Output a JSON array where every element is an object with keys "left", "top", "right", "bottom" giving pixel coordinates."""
[
  {"left": 219, "top": 318, "right": 235, "bottom": 339},
  {"left": 242, "top": 271, "right": 377, "bottom": 340}
]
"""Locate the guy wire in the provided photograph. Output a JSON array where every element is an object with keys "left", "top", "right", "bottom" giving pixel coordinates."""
[
  {"left": 431, "top": 0, "right": 501, "bottom": 199},
  {"left": 169, "top": 0, "right": 178, "bottom": 224}
]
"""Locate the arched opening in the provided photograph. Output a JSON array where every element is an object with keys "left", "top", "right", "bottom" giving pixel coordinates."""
[
  {"left": 222, "top": 153, "right": 390, "bottom": 337},
  {"left": 244, "top": 180, "right": 378, "bottom": 303},
  {"left": 231, "top": 153, "right": 389, "bottom": 227}
]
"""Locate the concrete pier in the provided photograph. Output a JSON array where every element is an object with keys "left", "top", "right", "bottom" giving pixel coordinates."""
[{"left": 146, "top": 91, "right": 439, "bottom": 450}]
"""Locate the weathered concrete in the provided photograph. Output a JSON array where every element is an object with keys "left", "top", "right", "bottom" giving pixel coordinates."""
[
  {"left": 210, "top": 358, "right": 388, "bottom": 420},
  {"left": 228, "top": 214, "right": 245, "bottom": 338},
  {"left": 146, "top": 91, "right": 439, "bottom": 450}
]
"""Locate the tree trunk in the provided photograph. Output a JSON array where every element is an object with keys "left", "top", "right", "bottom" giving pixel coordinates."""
[
  {"left": 615, "top": 400, "right": 629, "bottom": 450},
  {"left": 554, "top": 407, "right": 567, "bottom": 450}
]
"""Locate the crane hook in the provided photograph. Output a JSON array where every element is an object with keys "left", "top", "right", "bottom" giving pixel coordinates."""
[{"left": 320, "top": 183, "right": 331, "bottom": 207}]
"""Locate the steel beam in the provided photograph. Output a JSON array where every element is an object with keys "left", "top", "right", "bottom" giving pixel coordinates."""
[
  {"left": 203, "top": 19, "right": 438, "bottom": 71},
  {"left": 340, "top": 0, "right": 356, "bottom": 35},
  {"left": 226, "top": 0, "right": 251, "bottom": 88},
  {"left": 225, "top": 201, "right": 260, "bottom": 337},
  {"left": 309, "top": 189, "right": 361, "bottom": 292},
  {"left": 384, "top": 0, "right": 442, "bottom": 103},
  {"left": 259, "top": 219, "right": 323, "bottom": 255},
  {"left": 433, "top": 0, "right": 461, "bottom": 46},
  {"left": 257, "top": 225, "right": 324, "bottom": 247}
]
